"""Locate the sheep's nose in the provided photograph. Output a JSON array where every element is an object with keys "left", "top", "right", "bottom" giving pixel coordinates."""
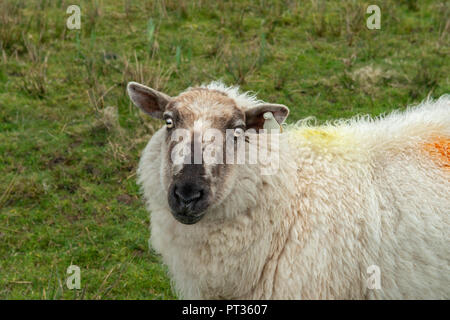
[
  {"left": 173, "top": 182, "right": 203, "bottom": 206},
  {"left": 168, "top": 180, "right": 210, "bottom": 223}
]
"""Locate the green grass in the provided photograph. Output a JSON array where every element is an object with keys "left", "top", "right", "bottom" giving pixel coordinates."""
[{"left": 0, "top": 0, "right": 448, "bottom": 299}]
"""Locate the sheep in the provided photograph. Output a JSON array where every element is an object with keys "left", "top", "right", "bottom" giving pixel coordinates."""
[{"left": 127, "top": 80, "right": 450, "bottom": 299}]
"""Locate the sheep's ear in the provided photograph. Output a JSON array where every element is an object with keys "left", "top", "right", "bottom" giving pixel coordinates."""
[
  {"left": 245, "top": 103, "right": 289, "bottom": 130},
  {"left": 127, "top": 82, "right": 171, "bottom": 119}
]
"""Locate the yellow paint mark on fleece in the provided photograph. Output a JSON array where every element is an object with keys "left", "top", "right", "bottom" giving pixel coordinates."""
[
  {"left": 424, "top": 136, "right": 450, "bottom": 170},
  {"left": 301, "top": 129, "right": 336, "bottom": 144},
  {"left": 289, "top": 127, "right": 356, "bottom": 154}
]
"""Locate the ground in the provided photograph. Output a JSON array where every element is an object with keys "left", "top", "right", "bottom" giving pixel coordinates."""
[{"left": 0, "top": 0, "right": 448, "bottom": 299}]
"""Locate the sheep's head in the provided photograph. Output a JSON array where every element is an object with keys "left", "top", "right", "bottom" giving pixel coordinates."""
[{"left": 127, "top": 82, "right": 289, "bottom": 225}]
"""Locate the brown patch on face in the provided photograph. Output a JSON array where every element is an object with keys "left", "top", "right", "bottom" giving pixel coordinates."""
[{"left": 169, "top": 88, "right": 244, "bottom": 131}]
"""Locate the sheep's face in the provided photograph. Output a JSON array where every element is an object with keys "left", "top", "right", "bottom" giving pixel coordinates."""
[{"left": 127, "top": 82, "right": 288, "bottom": 225}]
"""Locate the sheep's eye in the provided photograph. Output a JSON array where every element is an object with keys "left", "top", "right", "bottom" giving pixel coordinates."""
[
  {"left": 165, "top": 117, "right": 174, "bottom": 128},
  {"left": 234, "top": 127, "right": 245, "bottom": 138}
]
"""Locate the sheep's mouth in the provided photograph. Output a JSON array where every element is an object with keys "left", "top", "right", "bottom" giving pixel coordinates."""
[{"left": 170, "top": 210, "right": 206, "bottom": 225}]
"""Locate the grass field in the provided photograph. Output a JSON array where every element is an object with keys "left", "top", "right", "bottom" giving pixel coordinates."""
[{"left": 0, "top": 0, "right": 448, "bottom": 299}]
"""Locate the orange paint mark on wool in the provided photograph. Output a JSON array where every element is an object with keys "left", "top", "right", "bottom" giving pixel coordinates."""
[{"left": 424, "top": 136, "right": 450, "bottom": 169}]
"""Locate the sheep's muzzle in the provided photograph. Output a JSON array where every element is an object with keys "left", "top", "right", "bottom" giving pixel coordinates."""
[{"left": 167, "top": 176, "right": 210, "bottom": 224}]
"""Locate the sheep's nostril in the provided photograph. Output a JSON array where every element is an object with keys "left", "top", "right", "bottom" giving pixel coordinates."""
[
  {"left": 174, "top": 184, "right": 203, "bottom": 205},
  {"left": 175, "top": 190, "right": 201, "bottom": 203}
]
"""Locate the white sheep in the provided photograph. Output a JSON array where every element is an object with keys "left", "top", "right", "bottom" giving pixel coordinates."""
[{"left": 127, "top": 81, "right": 450, "bottom": 299}]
